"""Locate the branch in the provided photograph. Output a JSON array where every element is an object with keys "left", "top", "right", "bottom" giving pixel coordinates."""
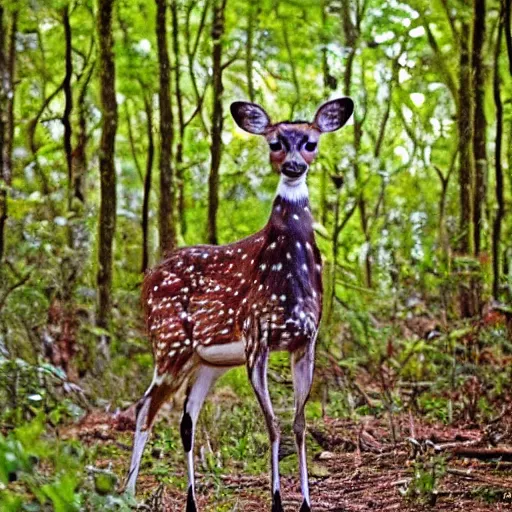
[
  {"left": 185, "top": 0, "right": 210, "bottom": 133},
  {"left": 221, "top": 48, "right": 241, "bottom": 70},
  {"left": 334, "top": 201, "right": 358, "bottom": 240},
  {"left": 439, "top": 0, "right": 459, "bottom": 44},
  {"left": 0, "top": 271, "right": 31, "bottom": 312},
  {"left": 125, "top": 101, "right": 144, "bottom": 182},
  {"left": 422, "top": 21, "right": 459, "bottom": 105},
  {"left": 183, "top": 77, "right": 210, "bottom": 128}
]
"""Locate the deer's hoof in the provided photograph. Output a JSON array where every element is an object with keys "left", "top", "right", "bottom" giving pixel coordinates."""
[
  {"left": 272, "top": 490, "right": 284, "bottom": 512},
  {"left": 299, "top": 499, "right": 311, "bottom": 512},
  {"left": 186, "top": 486, "right": 197, "bottom": 512}
]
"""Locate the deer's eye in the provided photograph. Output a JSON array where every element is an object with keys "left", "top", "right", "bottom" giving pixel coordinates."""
[
  {"left": 305, "top": 142, "right": 317, "bottom": 152},
  {"left": 269, "top": 141, "right": 282, "bottom": 152}
]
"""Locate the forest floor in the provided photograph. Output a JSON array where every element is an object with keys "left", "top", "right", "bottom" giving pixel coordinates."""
[
  {"left": 71, "top": 403, "right": 512, "bottom": 511},
  {"left": 4, "top": 301, "right": 512, "bottom": 511}
]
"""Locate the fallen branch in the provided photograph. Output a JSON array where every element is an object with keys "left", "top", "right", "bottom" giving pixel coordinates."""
[
  {"left": 446, "top": 467, "right": 512, "bottom": 487},
  {"left": 451, "top": 447, "right": 512, "bottom": 462}
]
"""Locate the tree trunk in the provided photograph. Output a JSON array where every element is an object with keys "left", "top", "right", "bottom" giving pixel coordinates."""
[
  {"left": 62, "top": 5, "right": 73, "bottom": 211},
  {"left": 246, "top": 3, "right": 255, "bottom": 102},
  {"left": 471, "top": 0, "right": 487, "bottom": 256},
  {"left": 156, "top": 0, "right": 176, "bottom": 256},
  {"left": 0, "top": 9, "right": 16, "bottom": 261},
  {"left": 207, "top": 0, "right": 227, "bottom": 245},
  {"left": 341, "top": 0, "right": 370, "bottom": 287},
  {"left": 171, "top": 0, "right": 186, "bottom": 238},
  {"left": 56, "top": 5, "right": 79, "bottom": 380},
  {"left": 0, "top": 7, "right": 7, "bottom": 261},
  {"left": 141, "top": 92, "right": 154, "bottom": 273},
  {"left": 505, "top": 0, "right": 512, "bottom": 75},
  {"left": 73, "top": 61, "right": 94, "bottom": 204},
  {"left": 492, "top": 9, "right": 504, "bottom": 299},
  {"left": 96, "top": 0, "right": 118, "bottom": 340},
  {"left": 341, "top": 0, "right": 357, "bottom": 97},
  {"left": 457, "top": 22, "right": 478, "bottom": 317},
  {"left": 458, "top": 22, "right": 475, "bottom": 256}
]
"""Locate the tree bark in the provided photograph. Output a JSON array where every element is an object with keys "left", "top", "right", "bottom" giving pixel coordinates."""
[
  {"left": 471, "top": 0, "right": 487, "bottom": 256},
  {"left": 207, "top": 0, "right": 227, "bottom": 245},
  {"left": 458, "top": 22, "right": 474, "bottom": 256},
  {"left": 505, "top": 0, "right": 512, "bottom": 75},
  {"left": 246, "top": 3, "right": 255, "bottom": 102},
  {"left": 0, "top": 9, "right": 16, "bottom": 261},
  {"left": 492, "top": 9, "right": 504, "bottom": 299},
  {"left": 457, "top": 21, "right": 478, "bottom": 317},
  {"left": 96, "top": 0, "right": 118, "bottom": 338},
  {"left": 156, "top": 0, "right": 176, "bottom": 256},
  {"left": 0, "top": 7, "right": 7, "bottom": 261},
  {"left": 171, "top": 0, "right": 186, "bottom": 238},
  {"left": 55, "top": 4, "right": 79, "bottom": 380},
  {"left": 62, "top": 6, "right": 73, "bottom": 210},
  {"left": 341, "top": 0, "right": 370, "bottom": 287},
  {"left": 73, "top": 61, "right": 94, "bottom": 204},
  {"left": 141, "top": 92, "right": 154, "bottom": 273}
]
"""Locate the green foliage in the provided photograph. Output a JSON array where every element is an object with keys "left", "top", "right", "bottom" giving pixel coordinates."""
[
  {"left": 0, "top": 414, "right": 135, "bottom": 511},
  {"left": 405, "top": 454, "right": 447, "bottom": 506},
  {"left": 1, "top": 0, "right": 512, "bottom": 507},
  {"left": 0, "top": 358, "right": 84, "bottom": 427}
]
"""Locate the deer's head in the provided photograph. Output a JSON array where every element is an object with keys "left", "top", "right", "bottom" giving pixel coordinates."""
[{"left": 230, "top": 98, "right": 353, "bottom": 181}]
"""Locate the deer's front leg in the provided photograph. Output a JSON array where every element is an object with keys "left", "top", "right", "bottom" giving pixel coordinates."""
[
  {"left": 291, "top": 338, "right": 316, "bottom": 512},
  {"left": 247, "top": 345, "right": 283, "bottom": 512},
  {"left": 181, "top": 365, "right": 227, "bottom": 512}
]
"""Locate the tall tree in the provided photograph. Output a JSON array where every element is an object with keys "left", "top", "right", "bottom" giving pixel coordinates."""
[
  {"left": 207, "top": 0, "right": 227, "bottom": 245},
  {"left": 156, "top": 0, "right": 176, "bottom": 256},
  {"left": 96, "top": 0, "right": 118, "bottom": 339},
  {"left": 0, "top": 8, "right": 16, "bottom": 261},
  {"left": 141, "top": 90, "right": 154, "bottom": 273},
  {"left": 171, "top": 0, "right": 186, "bottom": 237},
  {"left": 340, "top": 0, "right": 371, "bottom": 287},
  {"left": 492, "top": 6, "right": 505, "bottom": 298},
  {"left": 62, "top": 5, "right": 73, "bottom": 211},
  {"left": 471, "top": 0, "right": 487, "bottom": 256},
  {"left": 457, "top": 22, "right": 474, "bottom": 256},
  {"left": 173, "top": 0, "right": 210, "bottom": 238},
  {"left": 458, "top": 20, "right": 477, "bottom": 317},
  {"left": 0, "top": 6, "right": 7, "bottom": 261},
  {"left": 505, "top": 0, "right": 512, "bottom": 75},
  {"left": 246, "top": 2, "right": 255, "bottom": 102}
]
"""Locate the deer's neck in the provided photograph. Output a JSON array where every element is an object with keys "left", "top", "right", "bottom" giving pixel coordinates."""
[
  {"left": 269, "top": 175, "right": 313, "bottom": 239},
  {"left": 275, "top": 173, "right": 309, "bottom": 204}
]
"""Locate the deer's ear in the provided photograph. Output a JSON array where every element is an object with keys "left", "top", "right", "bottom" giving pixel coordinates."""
[
  {"left": 313, "top": 98, "right": 354, "bottom": 133},
  {"left": 230, "top": 101, "right": 271, "bottom": 134}
]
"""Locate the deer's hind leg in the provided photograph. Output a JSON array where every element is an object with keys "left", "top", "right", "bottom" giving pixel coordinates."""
[
  {"left": 124, "top": 372, "right": 178, "bottom": 495},
  {"left": 181, "top": 364, "right": 228, "bottom": 512},
  {"left": 291, "top": 339, "right": 316, "bottom": 512}
]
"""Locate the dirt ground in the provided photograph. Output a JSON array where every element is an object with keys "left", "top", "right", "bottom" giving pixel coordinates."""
[{"left": 77, "top": 411, "right": 512, "bottom": 511}]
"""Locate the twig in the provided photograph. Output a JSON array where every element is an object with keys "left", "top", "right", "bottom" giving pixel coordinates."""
[{"left": 0, "top": 272, "right": 31, "bottom": 312}]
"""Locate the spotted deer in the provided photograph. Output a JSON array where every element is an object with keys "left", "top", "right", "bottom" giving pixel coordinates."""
[{"left": 124, "top": 98, "right": 354, "bottom": 511}]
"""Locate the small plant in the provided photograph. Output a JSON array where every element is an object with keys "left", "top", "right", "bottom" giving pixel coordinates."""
[{"left": 404, "top": 454, "right": 446, "bottom": 506}]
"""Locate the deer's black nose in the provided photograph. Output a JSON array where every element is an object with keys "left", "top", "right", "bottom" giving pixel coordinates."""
[{"left": 281, "top": 162, "right": 307, "bottom": 178}]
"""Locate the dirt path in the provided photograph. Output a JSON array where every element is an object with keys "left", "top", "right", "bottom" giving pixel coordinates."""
[
  {"left": 76, "top": 412, "right": 512, "bottom": 511},
  {"left": 141, "top": 451, "right": 512, "bottom": 511}
]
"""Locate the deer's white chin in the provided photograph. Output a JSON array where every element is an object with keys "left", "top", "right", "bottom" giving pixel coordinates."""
[{"left": 276, "top": 173, "right": 309, "bottom": 202}]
